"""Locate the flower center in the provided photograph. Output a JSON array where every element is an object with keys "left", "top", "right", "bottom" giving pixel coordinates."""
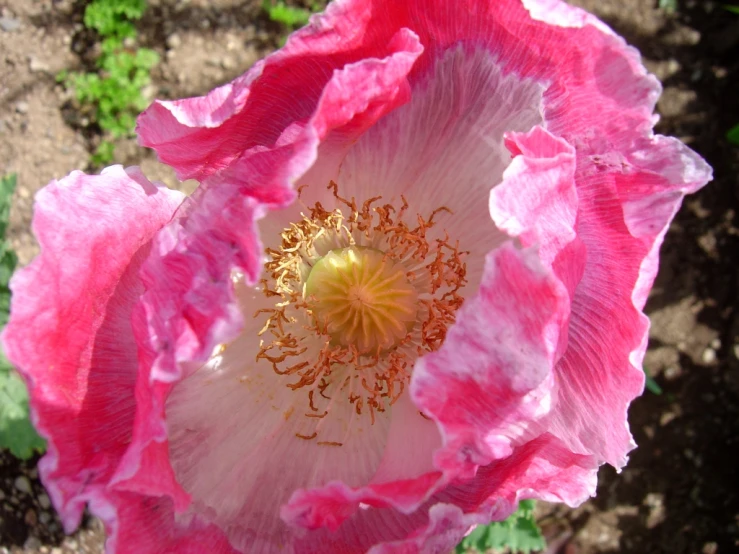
[
  {"left": 304, "top": 247, "right": 418, "bottom": 354},
  {"left": 254, "top": 181, "right": 467, "bottom": 430}
]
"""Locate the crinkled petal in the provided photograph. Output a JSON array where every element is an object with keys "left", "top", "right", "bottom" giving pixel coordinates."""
[
  {"left": 92, "top": 492, "right": 237, "bottom": 554},
  {"left": 368, "top": 504, "right": 485, "bottom": 554},
  {"left": 137, "top": 5, "right": 423, "bottom": 184},
  {"left": 491, "top": 126, "right": 578, "bottom": 271},
  {"left": 108, "top": 187, "right": 269, "bottom": 511},
  {"left": 0, "top": 166, "right": 184, "bottom": 531},
  {"left": 412, "top": 243, "right": 569, "bottom": 479},
  {"left": 484, "top": 6, "right": 713, "bottom": 469},
  {"left": 541, "top": 134, "right": 711, "bottom": 468},
  {"left": 277, "top": 0, "right": 711, "bottom": 532},
  {"left": 370, "top": 433, "right": 598, "bottom": 554}
]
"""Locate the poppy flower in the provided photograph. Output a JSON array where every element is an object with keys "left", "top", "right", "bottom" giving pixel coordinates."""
[{"left": 2, "top": 0, "right": 711, "bottom": 552}]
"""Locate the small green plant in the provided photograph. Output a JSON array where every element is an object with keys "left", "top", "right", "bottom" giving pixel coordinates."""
[
  {"left": 262, "top": 0, "right": 327, "bottom": 44},
  {"left": 84, "top": 0, "right": 147, "bottom": 41},
  {"left": 262, "top": 0, "right": 313, "bottom": 31},
  {"left": 0, "top": 174, "right": 46, "bottom": 459},
  {"left": 455, "top": 500, "right": 546, "bottom": 553},
  {"left": 0, "top": 174, "right": 17, "bottom": 325},
  {"left": 59, "top": 0, "right": 158, "bottom": 166}
]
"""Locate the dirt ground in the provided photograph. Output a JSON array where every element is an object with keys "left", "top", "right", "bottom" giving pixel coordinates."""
[{"left": 1, "top": 0, "right": 737, "bottom": 553}]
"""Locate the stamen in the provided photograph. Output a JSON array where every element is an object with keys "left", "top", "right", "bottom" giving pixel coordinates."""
[{"left": 254, "top": 181, "right": 468, "bottom": 429}]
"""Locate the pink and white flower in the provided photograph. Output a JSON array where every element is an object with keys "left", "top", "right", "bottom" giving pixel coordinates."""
[{"left": 2, "top": 0, "right": 711, "bottom": 553}]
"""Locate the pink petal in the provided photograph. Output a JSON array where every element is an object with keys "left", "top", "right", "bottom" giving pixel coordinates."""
[
  {"left": 276, "top": 0, "right": 711, "bottom": 532},
  {"left": 481, "top": 6, "right": 712, "bottom": 470},
  {"left": 137, "top": 4, "right": 423, "bottom": 184},
  {"left": 281, "top": 243, "right": 576, "bottom": 528},
  {"left": 412, "top": 243, "right": 570, "bottom": 479},
  {"left": 0, "top": 166, "right": 184, "bottom": 531},
  {"left": 492, "top": 126, "right": 578, "bottom": 271},
  {"left": 93, "top": 492, "right": 237, "bottom": 554},
  {"left": 368, "top": 503, "right": 486, "bottom": 554},
  {"left": 370, "top": 434, "right": 598, "bottom": 554},
  {"left": 542, "top": 134, "right": 711, "bottom": 468},
  {"left": 533, "top": 35, "right": 709, "bottom": 468},
  {"left": 108, "top": 186, "right": 270, "bottom": 512}
]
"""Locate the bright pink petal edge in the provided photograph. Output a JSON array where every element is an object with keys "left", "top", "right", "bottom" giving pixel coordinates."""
[{"left": 0, "top": 167, "right": 184, "bottom": 534}]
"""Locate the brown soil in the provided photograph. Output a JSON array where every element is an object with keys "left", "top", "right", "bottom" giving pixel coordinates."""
[{"left": 1, "top": 0, "right": 737, "bottom": 553}]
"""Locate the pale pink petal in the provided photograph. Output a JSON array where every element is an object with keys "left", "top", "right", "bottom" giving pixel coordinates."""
[
  {"left": 294, "top": 118, "right": 584, "bottom": 528},
  {"left": 161, "top": 320, "right": 391, "bottom": 550},
  {"left": 491, "top": 126, "right": 578, "bottom": 271},
  {"left": 412, "top": 244, "right": 569, "bottom": 479},
  {"left": 332, "top": 45, "right": 545, "bottom": 287},
  {"left": 521, "top": 0, "right": 614, "bottom": 32}
]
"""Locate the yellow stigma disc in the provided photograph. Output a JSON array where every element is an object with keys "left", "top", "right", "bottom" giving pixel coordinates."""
[{"left": 304, "top": 247, "right": 418, "bottom": 353}]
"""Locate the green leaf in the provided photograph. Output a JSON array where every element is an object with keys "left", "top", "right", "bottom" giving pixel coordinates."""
[
  {"left": 84, "top": 0, "right": 146, "bottom": 38},
  {"left": 0, "top": 173, "right": 16, "bottom": 238},
  {"left": 101, "top": 36, "right": 125, "bottom": 56},
  {"left": 642, "top": 365, "right": 663, "bottom": 395},
  {"left": 0, "top": 354, "right": 46, "bottom": 459},
  {"left": 645, "top": 375, "right": 663, "bottom": 395},
  {"left": 92, "top": 141, "right": 115, "bottom": 166},
  {"left": 0, "top": 174, "right": 18, "bottom": 328},
  {"left": 135, "top": 47, "right": 159, "bottom": 69},
  {"left": 728, "top": 123, "right": 739, "bottom": 145},
  {"left": 263, "top": 0, "right": 312, "bottom": 29},
  {"left": 723, "top": 4, "right": 739, "bottom": 15},
  {"left": 0, "top": 174, "right": 45, "bottom": 458},
  {"left": 0, "top": 246, "right": 18, "bottom": 328},
  {"left": 61, "top": 0, "right": 157, "bottom": 164},
  {"left": 455, "top": 500, "right": 546, "bottom": 553}
]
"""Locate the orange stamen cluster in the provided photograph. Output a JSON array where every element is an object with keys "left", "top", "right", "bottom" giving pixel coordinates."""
[{"left": 255, "top": 181, "right": 467, "bottom": 427}]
